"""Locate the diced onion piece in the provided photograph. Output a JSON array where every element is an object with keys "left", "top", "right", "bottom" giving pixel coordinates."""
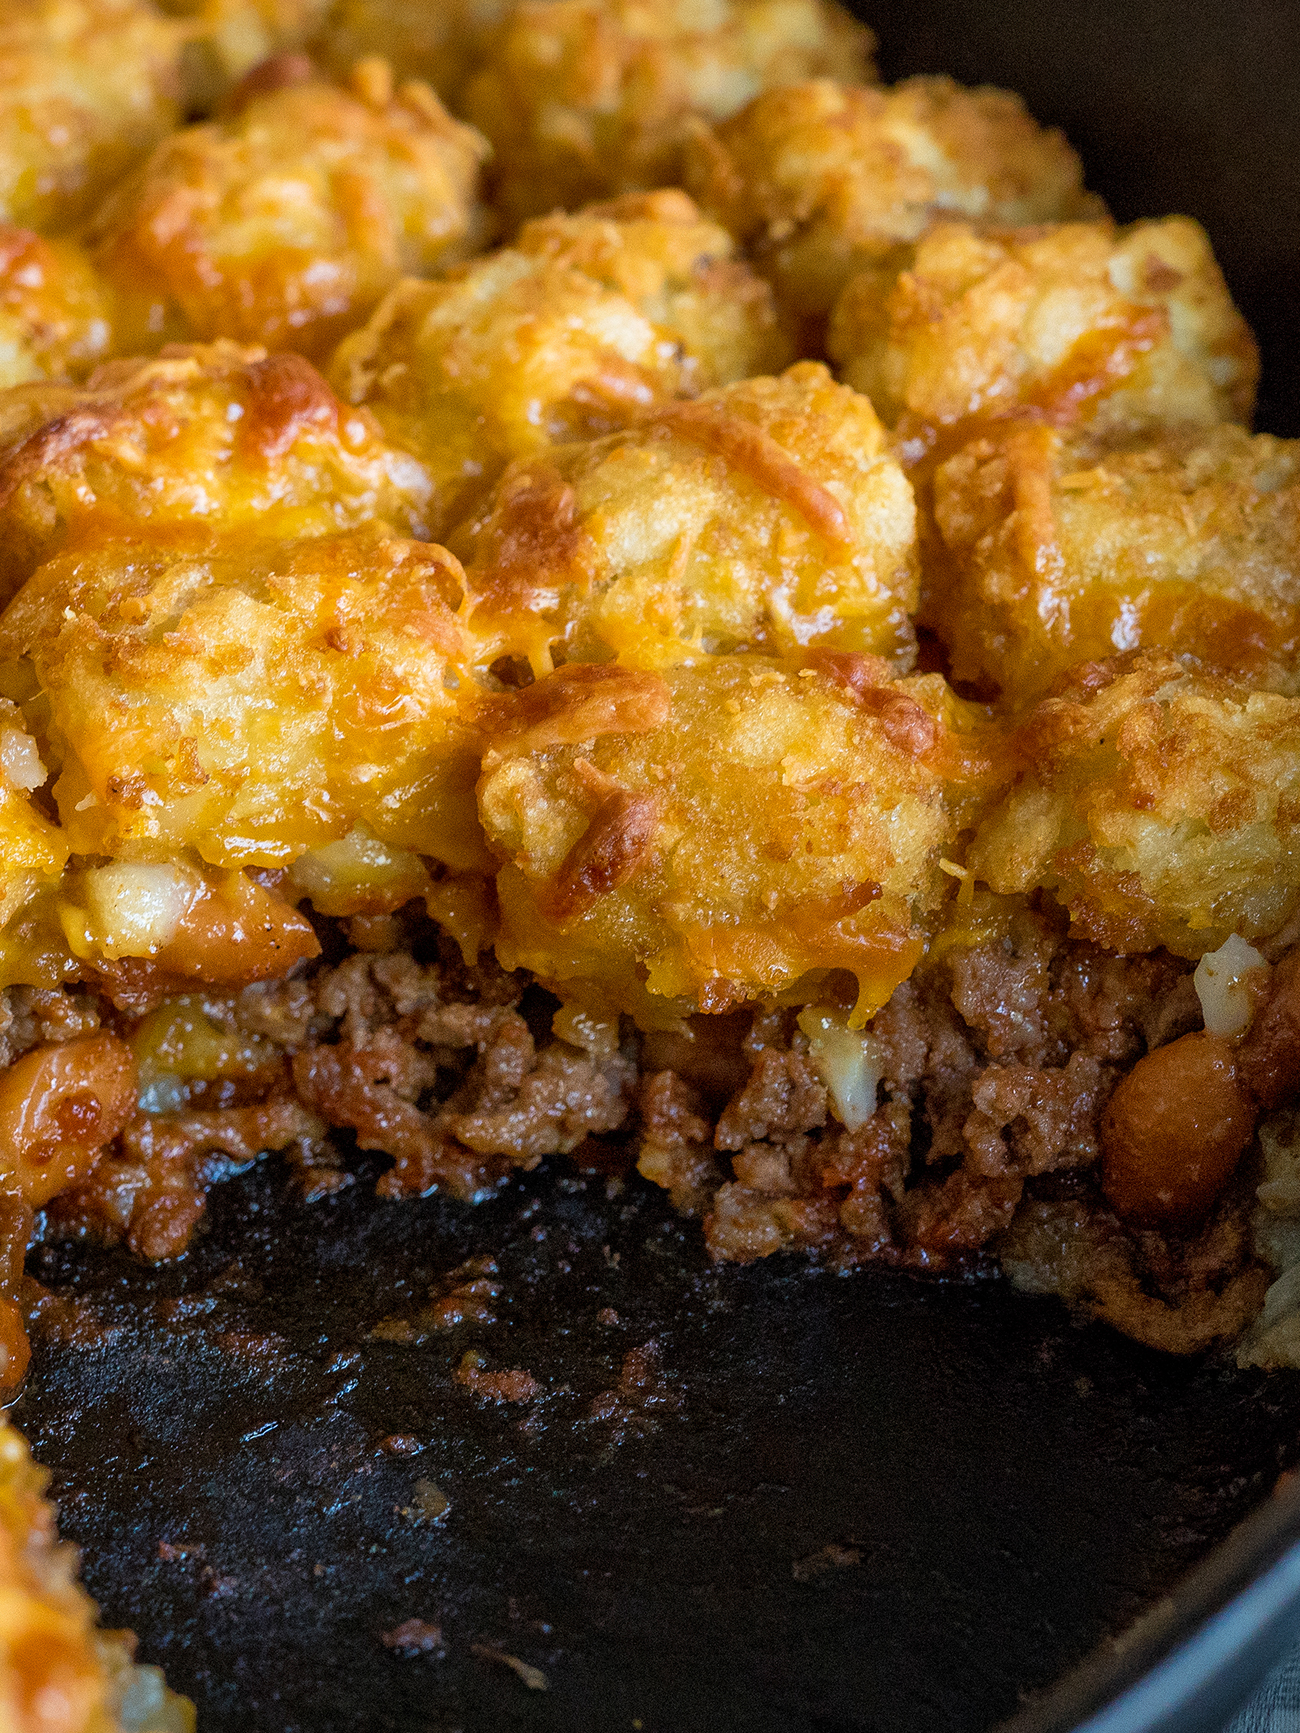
[
  {"left": 137, "top": 1075, "right": 189, "bottom": 1115},
  {"left": 552, "top": 1002, "right": 619, "bottom": 1060},
  {"left": 0, "top": 728, "right": 45, "bottom": 792},
  {"left": 75, "top": 863, "right": 202, "bottom": 960},
  {"left": 1194, "top": 932, "right": 1268, "bottom": 1038},
  {"left": 797, "top": 1007, "right": 882, "bottom": 1131},
  {"left": 288, "top": 824, "right": 431, "bottom": 916}
]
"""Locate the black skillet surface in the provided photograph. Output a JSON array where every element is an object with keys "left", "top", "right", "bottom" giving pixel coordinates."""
[
  {"left": 16, "top": 1159, "right": 1300, "bottom": 1733},
  {"left": 14, "top": 4, "right": 1300, "bottom": 1730}
]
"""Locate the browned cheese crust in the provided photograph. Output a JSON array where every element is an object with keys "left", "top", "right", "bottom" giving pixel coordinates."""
[
  {"left": 685, "top": 76, "right": 1097, "bottom": 340},
  {"left": 829, "top": 214, "right": 1258, "bottom": 453},
  {"left": 462, "top": 0, "right": 876, "bottom": 229},
  {"left": 475, "top": 653, "right": 979, "bottom": 1024},
  {"left": 0, "top": 528, "right": 482, "bottom": 883},
  {"left": 969, "top": 652, "right": 1300, "bottom": 956},
  {"left": 929, "top": 424, "right": 1300, "bottom": 701},
  {"left": 0, "top": 339, "right": 437, "bottom": 607},
  {"left": 329, "top": 189, "right": 793, "bottom": 536},
  {"left": 451, "top": 361, "right": 920, "bottom": 674},
  {"left": 89, "top": 54, "right": 489, "bottom": 361},
  {"left": 5, "top": 6, "right": 1300, "bottom": 1722}
]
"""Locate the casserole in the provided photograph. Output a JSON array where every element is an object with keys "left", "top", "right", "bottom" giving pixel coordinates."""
[{"left": 4, "top": 0, "right": 1300, "bottom": 1726}]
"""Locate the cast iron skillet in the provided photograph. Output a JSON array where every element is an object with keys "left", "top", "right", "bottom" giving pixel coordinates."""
[{"left": 14, "top": 4, "right": 1300, "bottom": 1729}]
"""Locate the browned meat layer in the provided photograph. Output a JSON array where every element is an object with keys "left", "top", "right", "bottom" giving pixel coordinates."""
[
  {"left": 0, "top": 898, "right": 1286, "bottom": 1364},
  {"left": 634, "top": 901, "right": 1272, "bottom": 1351},
  {"left": 29, "top": 922, "right": 633, "bottom": 1267}
]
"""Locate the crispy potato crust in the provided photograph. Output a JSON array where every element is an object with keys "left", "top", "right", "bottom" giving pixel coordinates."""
[
  {"left": 453, "top": 360, "right": 919, "bottom": 674},
  {"left": 830, "top": 215, "right": 1259, "bottom": 446},
  {"left": 462, "top": 0, "right": 875, "bottom": 228},
  {"left": 329, "top": 189, "right": 792, "bottom": 535},
  {"left": 929, "top": 422, "right": 1300, "bottom": 700},
  {"left": 0, "top": 530, "right": 486, "bottom": 873},
  {"left": 89, "top": 56, "right": 489, "bottom": 360},
  {"left": 686, "top": 76, "right": 1096, "bottom": 334},
  {"left": 969, "top": 652, "right": 1300, "bottom": 957},
  {"left": 477, "top": 653, "right": 970, "bottom": 1025},
  {"left": 0, "top": 339, "right": 435, "bottom": 608}
]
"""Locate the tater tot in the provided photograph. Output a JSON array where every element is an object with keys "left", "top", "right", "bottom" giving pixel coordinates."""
[
  {"left": 0, "top": 529, "right": 488, "bottom": 873},
  {"left": 462, "top": 0, "right": 875, "bottom": 229},
  {"left": 476, "top": 653, "right": 968, "bottom": 1026},
  {"left": 0, "top": 340, "right": 435, "bottom": 608},
  {"left": 969, "top": 651, "right": 1300, "bottom": 957},
  {"left": 928, "top": 422, "right": 1300, "bottom": 701},
  {"left": 829, "top": 216, "right": 1258, "bottom": 447},
  {"left": 686, "top": 76, "right": 1095, "bottom": 336},
  {"left": 0, "top": 0, "right": 183, "bottom": 234},
  {"left": 329, "top": 189, "right": 792, "bottom": 536},
  {"left": 452, "top": 360, "right": 919, "bottom": 676},
  {"left": 89, "top": 55, "right": 489, "bottom": 361}
]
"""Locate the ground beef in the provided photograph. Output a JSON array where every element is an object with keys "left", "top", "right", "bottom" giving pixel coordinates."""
[
  {"left": 286, "top": 944, "right": 635, "bottom": 1203},
  {"left": 964, "top": 1054, "right": 1107, "bottom": 1177},
  {"left": 0, "top": 896, "right": 1281, "bottom": 1355},
  {"left": 0, "top": 987, "right": 101, "bottom": 1069},
  {"left": 631, "top": 899, "right": 1269, "bottom": 1346},
  {"left": 38, "top": 918, "right": 634, "bottom": 1251},
  {"left": 45, "top": 1100, "right": 326, "bottom": 1261}
]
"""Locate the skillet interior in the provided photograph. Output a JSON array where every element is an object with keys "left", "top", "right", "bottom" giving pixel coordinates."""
[
  {"left": 14, "top": 2, "right": 1300, "bottom": 1730},
  {"left": 17, "top": 1159, "right": 1300, "bottom": 1733}
]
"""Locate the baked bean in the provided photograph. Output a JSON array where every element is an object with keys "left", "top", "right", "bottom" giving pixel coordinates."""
[
  {"left": 152, "top": 873, "right": 320, "bottom": 986},
  {"left": 0, "top": 1034, "right": 138, "bottom": 1206},
  {"left": 1101, "top": 1031, "right": 1256, "bottom": 1226}
]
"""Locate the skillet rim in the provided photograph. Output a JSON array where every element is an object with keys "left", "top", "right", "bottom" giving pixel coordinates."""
[{"left": 1006, "top": 1473, "right": 1300, "bottom": 1732}]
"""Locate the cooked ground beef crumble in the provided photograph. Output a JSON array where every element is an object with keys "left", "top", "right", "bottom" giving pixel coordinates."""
[{"left": 3, "top": 894, "right": 1285, "bottom": 1362}]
